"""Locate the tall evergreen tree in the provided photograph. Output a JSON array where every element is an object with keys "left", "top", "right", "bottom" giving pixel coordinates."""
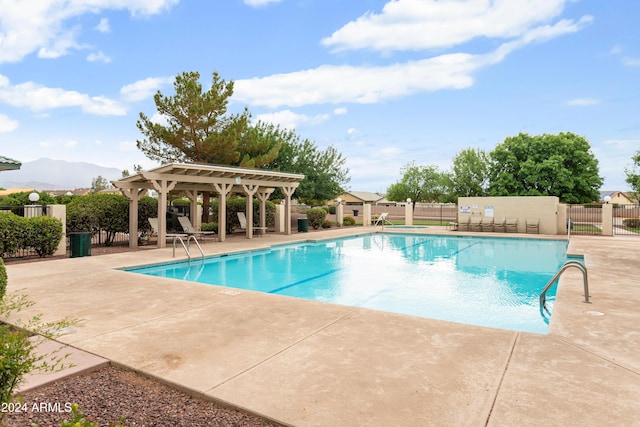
[{"left": 136, "top": 71, "right": 281, "bottom": 220}]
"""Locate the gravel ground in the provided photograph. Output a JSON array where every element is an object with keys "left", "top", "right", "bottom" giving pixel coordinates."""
[{"left": 4, "top": 365, "right": 282, "bottom": 427}]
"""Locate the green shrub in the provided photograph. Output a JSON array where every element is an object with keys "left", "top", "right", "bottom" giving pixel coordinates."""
[
  {"left": 67, "top": 194, "right": 129, "bottom": 246},
  {"left": 321, "top": 219, "right": 333, "bottom": 229},
  {"left": 327, "top": 205, "right": 336, "bottom": 214},
  {"left": 209, "top": 198, "right": 276, "bottom": 233},
  {"left": 0, "top": 258, "right": 7, "bottom": 300},
  {"left": 0, "top": 213, "right": 27, "bottom": 256},
  {"left": 343, "top": 216, "right": 356, "bottom": 226},
  {"left": 201, "top": 222, "right": 218, "bottom": 233},
  {"left": 24, "top": 216, "right": 63, "bottom": 257},
  {"left": 306, "top": 207, "right": 327, "bottom": 229},
  {"left": 623, "top": 218, "right": 640, "bottom": 228}
]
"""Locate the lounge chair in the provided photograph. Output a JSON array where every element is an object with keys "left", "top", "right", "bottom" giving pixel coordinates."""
[
  {"left": 457, "top": 216, "right": 470, "bottom": 231},
  {"left": 178, "top": 216, "right": 216, "bottom": 241},
  {"left": 469, "top": 216, "right": 483, "bottom": 232},
  {"left": 493, "top": 217, "right": 506, "bottom": 232},
  {"left": 237, "top": 212, "right": 268, "bottom": 236},
  {"left": 480, "top": 217, "right": 494, "bottom": 232},
  {"left": 526, "top": 217, "right": 540, "bottom": 234},
  {"left": 373, "top": 212, "right": 392, "bottom": 228},
  {"left": 148, "top": 218, "right": 188, "bottom": 240},
  {"left": 505, "top": 217, "right": 518, "bottom": 233}
]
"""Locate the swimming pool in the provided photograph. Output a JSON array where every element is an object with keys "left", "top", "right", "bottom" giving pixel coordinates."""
[{"left": 126, "top": 234, "right": 569, "bottom": 334}]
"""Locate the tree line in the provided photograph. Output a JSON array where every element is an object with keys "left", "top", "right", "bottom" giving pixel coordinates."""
[{"left": 387, "top": 132, "right": 608, "bottom": 204}]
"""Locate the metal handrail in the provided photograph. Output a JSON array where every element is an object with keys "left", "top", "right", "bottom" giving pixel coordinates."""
[
  {"left": 172, "top": 235, "right": 190, "bottom": 260},
  {"left": 187, "top": 235, "right": 205, "bottom": 259},
  {"left": 540, "top": 260, "right": 590, "bottom": 310},
  {"left": 171, "top": 235, "right": 205, "bottom": 260}
]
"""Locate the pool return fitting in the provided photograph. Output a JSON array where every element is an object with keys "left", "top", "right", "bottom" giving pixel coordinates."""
[{"left": 539, "top": 260, "right": 590, "bottom": 311}]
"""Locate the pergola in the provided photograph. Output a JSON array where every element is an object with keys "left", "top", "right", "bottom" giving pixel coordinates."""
[
  {"left": 112, "top": 163, "right": 304, "bottom": 248},
  {"left": 0, "top": 155, "right": 21, "bottom": 171}
]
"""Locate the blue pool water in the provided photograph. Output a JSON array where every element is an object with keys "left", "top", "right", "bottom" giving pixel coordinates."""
[{"left": 126, "top": 234, "right": 569, "bottom": 334}]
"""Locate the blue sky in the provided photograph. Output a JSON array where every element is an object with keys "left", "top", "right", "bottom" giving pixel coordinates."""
[{"left": 0, "top": 0, "right": 638, "bottom": 193}]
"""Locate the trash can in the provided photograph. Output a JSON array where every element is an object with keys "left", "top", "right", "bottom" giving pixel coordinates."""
[
  {"left": 69, "top": 232, "right": 92, "bottom": 257},
  {"left": 297, "top": 218, "right": 309, "bottom": 232},
  {"left": 352, "top": 209, "right": 359, "bottom": 217}
]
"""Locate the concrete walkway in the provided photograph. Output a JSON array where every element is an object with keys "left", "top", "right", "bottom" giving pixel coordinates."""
[{"left": 6, "top": 228, "right": 640, "bottom": 426}]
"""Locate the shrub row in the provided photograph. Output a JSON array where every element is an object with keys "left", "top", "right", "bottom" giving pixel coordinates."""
[
  {"left": 623, "top": 218, "right": 640, "bottom": 229},
  {"left": 0, "top": 212, "right": 63, "bottom": 258}
]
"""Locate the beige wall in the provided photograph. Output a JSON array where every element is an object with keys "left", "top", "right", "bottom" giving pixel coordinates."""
[{"left": 458, "top": 196, "right": 562, "bottom": 234}]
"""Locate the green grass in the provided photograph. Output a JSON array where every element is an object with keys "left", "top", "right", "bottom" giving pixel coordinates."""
[{"left": 572, "top": 225, "right": 602, "bottom": 232}]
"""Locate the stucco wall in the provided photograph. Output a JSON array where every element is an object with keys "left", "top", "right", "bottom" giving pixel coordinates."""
[{"left": 457, "top": 196, "right": 562, "bottom": 234}]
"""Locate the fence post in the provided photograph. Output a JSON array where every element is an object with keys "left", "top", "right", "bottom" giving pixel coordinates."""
[
  {"left": 405, "top": 200, "right": 413, "bottom": 225},
  {"left": 46, "top": 204, "right": 67, "bottom": 256},
  {"left": 602, "top": 203, "right": 613, "bottom": 236}
]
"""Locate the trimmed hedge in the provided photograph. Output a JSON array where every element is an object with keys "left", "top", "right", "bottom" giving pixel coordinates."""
[
  {"left": 306, "top": 207, "right": 328, "bottom": 230},
  {"left": 0, "top": 257, "right": 6, "bottom": 300},
  {"left": 623, "top": 218, "right": 640, "bottom": 229},
  {"left": 343, "top": 216, "right": 356, "bottom": 226},
  {"left": 209, "top": 198, "right": 276, "bottom": 233},
  {"left": 0, "top": 212, "right": 63, "bottom": 258}
]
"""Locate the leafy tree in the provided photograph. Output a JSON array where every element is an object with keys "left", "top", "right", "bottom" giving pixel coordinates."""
[
  {"left": 136, "top": 71, "right": 281, "bottom": 221},
  {"left": 449, "top": 147, "right": 490, "bottom": 198},
  {"left": 488, "top": 132, "right": 602, "bottom": 203},
  {"left": 67, "top": 194, "right": 129, "bottom": 246},
  {"left": 267, "top": 132, "right": 349, "bottom": 203},
  {"left": 91, "top": 175, "right": 111, "bottom": 193},
  {"left": 121, "top": 164, "right": 143, "bottom": 178},
  {"left": 386, "top": 163, "right": 448, "bottom": 203},
  {"left": 0, "top": 191, "right": 55, "bottom": 207},
  {"left": 625, "top": 150, "right": 640, "bottom": 197}
]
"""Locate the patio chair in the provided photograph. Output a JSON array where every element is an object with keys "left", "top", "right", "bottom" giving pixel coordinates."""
[
  {"left": 480, "top": 217, "right": 494, "bottom": 232},
  {"left": 457, "top": 216, "right": 471, "bottom": 231},
  {"left": 178, "top": 216, "right": 216, "bottom": 241},
  {"left": 373, "top": 212, "right": 392, "bottom": 228},
  {"left": 237, "top": 212, "right": 268, "bottom": 236},
  {"left": 526, "top": 217, "right": 540, "bottom": 234},
  {"left": 148, "top": 217, "right": 188, "bottom": 240},
  {"left": 493, "top": 217, "right": 506, "bottom": 232},
  {"left": 469, "top": 216, "right": 483, "bottom": 232},
  {"left": 505, "top": 217, "right": 518, "bottom": 233}
]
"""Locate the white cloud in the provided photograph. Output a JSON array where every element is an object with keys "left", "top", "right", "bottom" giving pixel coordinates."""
[
  {"left": 0, "top": 0, "right": 178, "bottom": 63},
  {"left": 235, "top": 15, "right": 590, "bottom": 109},
  {"left": 95, "top": 18, "right": 111, "bottom": 33},
  {"left": 334, "top": 107, "right": 348, "bottom": 115},
  {"left": 566, "top": 98, "right": 600, "bottom": 107},
  {"left": 322, "top": 0, "right": 572, "bottom": 53},
  {"left": 39, "top": 139, "right": 79, "bottom": 149},
  {"left": 120, "top": 76, "right": 173, "bottom": 102},
  {"left": 0, "top": 113, "right": 18, "bottom": 132},
  {"left": 87, "top": 51, "right": 111, "bottom": 63},
  {"left": 622, "top": 57, "right": 640, "bottom": 67},
  {"left": 255, "top": 109, "right": 330, "bottom": 130},
  {"left": 244, "top": 0, "right": 282, "bottom": 7},
  {"left": 151, "top": 112, "right": 169, "bottom": 125},
  {"left": 0, "top": 74, "right": 126, "bottom": 116}
]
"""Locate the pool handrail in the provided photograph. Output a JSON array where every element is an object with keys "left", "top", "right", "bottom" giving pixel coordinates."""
[
  {"left": 539, "top": 260, "right": 590, "bottom": 310},
  {"left": 172, "top": 235, "right": 204, "bottom": 260}
]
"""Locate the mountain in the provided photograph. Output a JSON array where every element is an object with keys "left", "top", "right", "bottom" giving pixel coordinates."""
[{"left": 0, "top": 158, "right": 122, "bottom": 190}]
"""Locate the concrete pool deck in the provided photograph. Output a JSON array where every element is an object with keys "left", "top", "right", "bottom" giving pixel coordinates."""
[{"left": 6, "top": 228, "right": 640, "bottom": 426}]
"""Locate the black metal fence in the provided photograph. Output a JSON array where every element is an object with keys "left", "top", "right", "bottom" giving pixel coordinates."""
[
  {"left": 567, "top": 205, "right": 603, "bottom": 236},
  {"left": 613, "top": 204, "right": 640, "bottom": 236}
]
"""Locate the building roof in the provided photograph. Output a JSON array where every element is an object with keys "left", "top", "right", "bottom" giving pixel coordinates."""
[
  {"left": 113, "top": 163, "right": 304, "bottom": 192},
  {"left": 345, "top": 191, "right": 384, "bottom": 203},
  {"left": 0, "top": 155, "right": 21, "bottom": 171}
]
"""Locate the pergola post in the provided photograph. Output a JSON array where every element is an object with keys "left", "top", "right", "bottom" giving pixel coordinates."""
[
  {"left": 257, "top": 188, "right": 274, "bottom": 231},
  {"left": 242, "top": 184, "right": 259, "bottom": 239},
  {"left": 281, "top": 185, "right": 297, "bottom": 235},
  {"left": 184, "top": 190, "right": 199, "bottom": 230},
  {"left": 150, "top": 178, "right": 177, "bottom": 248},
  {"left": 214, "top": 182, "right": 233, "bottom": 242},
  {"left": 120, "top": 188, "right": 147, "bottom": 248}
]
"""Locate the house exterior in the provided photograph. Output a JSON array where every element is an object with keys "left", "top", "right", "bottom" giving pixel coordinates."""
[
  {"left": 332, "top": 191, "right": 385, "bottom": 206},
  {"left": 600, "top": 190, "right": 638, "bottom": 205}
]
